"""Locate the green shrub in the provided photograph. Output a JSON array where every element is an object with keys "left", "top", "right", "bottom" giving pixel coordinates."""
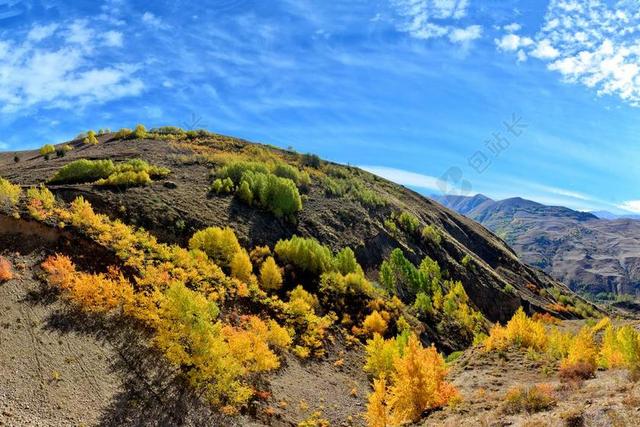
[
  {"left": 50, "top": 159, "right": 116, "bottom": 184},
  {"left": 84, "top": 130, "right": 98, "bottom": 145},
  {"left": 414, "top": 292, "right": 434, "bottom": 315},
  {"left": 217, "top": 161, "right": 270, "bottom": 184},
  {"left": 49, "top": 159, "right": 169, "bottom": 186},
  {"left": 236, "top": 180, "right": 253, "bottom": 204},
  {"left": 56, "top": 145, "right": 73, "bottom": 158},
  {"left": 396, "top": 211, "right": 420, "bottom": 234},
  {"left": 211, "top": 177, "right": 235, "bottom": 194},
  {"left": 300, "top": 153, "right": 321, "bottom": 168},
  {"left": 0, "top": 177, "right": 21, "bottom": 211},
  {"left": 273, "top": 163, "right": 311, "bottom": 188},
  {"left": 321, "top": 176, "right": 348, "bottom": 197},
  {"left": 133, "top": 124, "right": 147, "bottom": 139},
  {"left": 384, "top": 218, "right": 399, "bottom": 235},
  {"left": 319, "top": 271, "right": 373, "bottom": 297},
  {"left": 238, "top": 171, "right": 301, "bottom": 218},
  {"left": 379, "top": 249, "right": 440, "bottom": 298},
  {"left": 275, "top": 236, "right": 334, "bottom": 276},
  {"left": 96, "top": 171, "right": 151, "bottom": 187},
  {"left": 150, "top": 126, "right": 186, "bottom": 136},
  {"left": 114, "top": 128, "right": 133, "bottom": 139},
  {"left": 422, "top": 225, "right": 442, "bottom": 245},
  {"left": 214, "top": 161, "right": 303, "bottom": 217},
  {"left": 40, "top": 144, "right": 55, "bottom": 156},
  {"left": 461, "top": 254, "right": 472, "bottom": 268},
  {"left": 333, "top": 247, "right": 363, "bottom": 276},
  {"left": 503, "top": 284, "right": 516, "bottom": 295}
]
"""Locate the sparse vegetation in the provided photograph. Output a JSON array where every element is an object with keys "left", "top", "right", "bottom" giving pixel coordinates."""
[
  {"left": 83, "top": 130, "right": 98, "bottom": 145},
  {"left": 502, "top": 384, "right": 556, "bottom": 414},
  {"left": 422, "top": 224, "right": 442, "bottom": 245},
  {"left": 56, "top": 144, "right": 73, "bottom": 158},
  {"left": 26, "top": 185, "right": 56, "bottom": 220},
  {"left": 39, "top": 144, "right": 55, "bottom": 157}
]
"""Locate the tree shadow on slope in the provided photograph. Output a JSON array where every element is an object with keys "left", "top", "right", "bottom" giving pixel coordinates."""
[{"left": 33, "top": 297, "right": 237, "bottom": 427}]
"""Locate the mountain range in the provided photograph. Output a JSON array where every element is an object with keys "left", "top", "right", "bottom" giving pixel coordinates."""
[{"left": 432, "top": 194, "right": 640, "bottom": 296}]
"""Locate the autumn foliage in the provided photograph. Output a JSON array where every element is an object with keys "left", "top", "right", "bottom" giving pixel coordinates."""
[
  {"left": 365, "top": 334, "right": 458, "bottom": 426},
  {"left": 0, "top": 257, "right": 13, "bottom": 282},
  {"left": 484, "top": 308, "right": 547, "bottom": 352}
]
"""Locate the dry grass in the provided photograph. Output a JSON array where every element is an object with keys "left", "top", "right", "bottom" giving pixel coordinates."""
[
  {"left": 502, "top": 384, "right": 556, "bottom": 415},
  {"left": 558, "top": 361, "right": 595, "bottom": 382}
]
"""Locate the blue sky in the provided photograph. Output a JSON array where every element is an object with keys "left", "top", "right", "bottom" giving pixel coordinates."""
[{"left": 0, "top": 0, "right": 639, "bottom": 214}]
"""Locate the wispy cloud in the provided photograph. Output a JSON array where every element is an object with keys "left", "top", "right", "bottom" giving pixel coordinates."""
[
  {"left": 0, "top": 19, "right": 143, "bottom": 113},
  {"left": 142, "top": 12, "right": 168, "bottom": 29},
  {"left": 495, "top": 0, "right": 640, "bottom": 106},
  {"left": 359, "top": 165, "right": 443, "bottom": 191},
  {"left": 390, "top": 0, "right": 481, "bottom": 44},
  {"left": 359, "top": 164, "right": 627, "bottom": 213},
  {"left": 617, "top": 200, "right": 640, "bottom": 214}
]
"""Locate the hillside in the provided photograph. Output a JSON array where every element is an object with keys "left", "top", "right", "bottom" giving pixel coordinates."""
[
  {"left": 0, "top": 128, "right": 602, "bottom": 426},
  {"left": 0, "top": 131, "right": 592, "bottom": 324},
  {"left": 434, "top": 194, "right": 640, "bottom": 296}
]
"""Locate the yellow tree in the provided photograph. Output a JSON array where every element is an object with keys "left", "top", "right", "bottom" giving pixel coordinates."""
[
  {"left": 230, "top": 249, "right": 253, "bottom": 283},
  {"left": 366, "top": 377, "right": 390, "bottom": 427},
  {"left": 387, "top": 335, "right": 458, "bottom": 424},
  {"left": 260, "top": 256, "right": 283, "bottom": 290}
]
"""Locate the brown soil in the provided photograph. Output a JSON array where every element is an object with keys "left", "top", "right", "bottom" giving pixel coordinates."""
[{"left": 426, "top": 336, "right": 640, "bottom": 427}]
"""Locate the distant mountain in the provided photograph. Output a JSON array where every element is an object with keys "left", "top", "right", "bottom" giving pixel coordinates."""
[
  {"left": 433, "top": 194, "right": 640, "bottom": 296},
  {"left": 591, "top": 210, "right": 640, "bottom": 220}
]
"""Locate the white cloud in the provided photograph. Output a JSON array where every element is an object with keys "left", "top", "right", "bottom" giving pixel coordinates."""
[
  {"left": 66, "top": 20, "right": 93, "bottom": 46},
  {"left": 27, "top": 24, "right": 58, "bottom": 42},
  {"left": 530, "top": 39, "right": 560, "bottom": 59},
  {"left": 503, "top": 22, "right": 521, "bottom": 33},
  {"left": 526, "top": 183, "right": 593, "bottom": 201},
  {"left": 495, "top": 0, "right": 640, "bottom": 106},
  {"left": 102, "top": 31, "right": 123, "bottom": 47},
  {"left": 448, "top": 25, "right": 482, "bottom": 43},
  {"left": 142, "top": 12, "right": 167, "bottom": 29},
  {"left": 359, "top": 165, "right": 443, "bottom": 191},
  {"left": 495, "top": 33, "right": 533, "bottom": 51},
  {"left": 617, "top": 200, "right": 640, "bottom": 213},
  {"left": 0, "top": 141, "right": 8, "bottom": 150},
  {"left": 0, "top": 20, "right": 143, "bottom": 113},
  {"left": 390, "top": 0, "right": 481, "bottom": 44},
  {"left": 517, "top": 49, "right": 527, "bottom": 62}
]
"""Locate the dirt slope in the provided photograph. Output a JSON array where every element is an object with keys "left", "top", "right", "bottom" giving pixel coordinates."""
[{"left": 426, "top": 325, "right": 640, "bottom": 427}]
